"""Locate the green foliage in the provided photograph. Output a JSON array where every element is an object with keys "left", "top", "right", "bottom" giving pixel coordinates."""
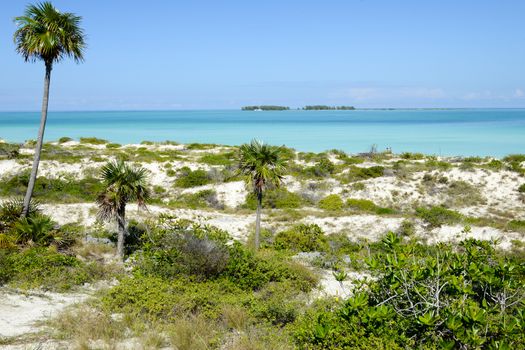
[
  {"left": 318, "top": 194, "right": 344, "bottom": 211},
  {"left": 346, "top": 198, "right": 376, "bottom": 212},
  {"left": 174, "top": 167, "right": 211, "bottom": 188},
  {"left": 507, "top": 220, "right": 525, "bottom": 233},
  {"left": 198, "top": 152, "right": 235, "bottom": 166},
  {"left": 345, "top": 198, "right": 396, "bottom": 215},
  {"left": 340, "top": 165, "right": 384, "bottom": 183},
  {"left": 105, "top": 143, "right": 121, "bottom": 149},
  {"left": 0, "top": 142, "right": 21, "bottom": 159},
  {"left": 518, "top": 184, "right": 525, "bottom": 193},
  {"left": 295, "top": 238, "right": 525, "bottom": 349},
  {"left": 0, "top": 171, "right": 104, "bottom": 202},
  {"left": 302, "top": 158, "right": 336, "bottom": 178},
  {"left": 169, "top": 189, "right": 224, "bottom": 210},
  {"left": 241, "top": 105, "right": 290, "bottom": 111},
  {"left": 79, "top": 137, "right": 108, "bottom": 145},
  {"left": 274, "top": 224, "right": 327, "bottom": 252},
  {"left": 58, "top": 136, "right": 73, "bottom": 143},
  {"left": 416, "top": 206, "right": 463, "bottom": 227},
  {"left": 244, "top": 188, "right": 303, "bottom": 209},
  {"left": 445, "top": 180, "right": 485, "bottom": 207},
  {"left": 0, "top": 247, "right": 96, "bottom": 291},
  {"left": 503, "top": 154, "right": 525, "bottom": 163},
  {"left": 401, "top": 152, "right": 425, "bottom": 160}
]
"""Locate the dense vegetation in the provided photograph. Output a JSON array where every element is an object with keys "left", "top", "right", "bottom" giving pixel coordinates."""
[{"left": 241, "top": 105, "right": 290, "bottom": 111}]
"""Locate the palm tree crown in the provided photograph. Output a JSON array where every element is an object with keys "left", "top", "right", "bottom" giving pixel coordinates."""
[
  {"left": 238, "top": 139, "right": 287, "bottom": 195},
  {"left": 97, "top": 160, "right": 150, "bottom": 222},
  {"left": 14, "top": 1, "right": 85, "bottom": 65}
]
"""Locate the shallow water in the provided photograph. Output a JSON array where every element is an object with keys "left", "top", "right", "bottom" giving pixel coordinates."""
[{"left": 1, "top": 109, "right": 524, "bottom": 156}]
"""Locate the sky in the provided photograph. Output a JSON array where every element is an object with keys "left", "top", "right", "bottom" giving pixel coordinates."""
[{"left": 1, "top": 0, "right": 525, "bottom": 110}]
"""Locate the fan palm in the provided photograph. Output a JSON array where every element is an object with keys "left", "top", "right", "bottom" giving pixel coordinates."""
[
  {"left": 14, "top": 2, "right": 86, "bottom": 216},
  {"left": 97, "top": 160, "right": 150, "bottom": 259},
  {"left": 238, "top": 140, "right": 287, "bottom": 249}
]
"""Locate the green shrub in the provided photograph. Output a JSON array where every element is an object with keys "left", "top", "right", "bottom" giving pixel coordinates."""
[
  {"left": 507, "top": 220, "right": 525, "bottom": 233},
  {"left": 274, "top": 224, "right": 327, "bottom": 252},
  {"left": 345, "top": 198, "right": 396, "bottom": 215},
  {"left": 169, "top": 189, "right": 223, "bottom": 210},
  {"left": 318, "top": 194, "right": 344, "bottom": 211},
  {"left": 401, "top": 152, "right": 425, "bottom": 160},
  {"left": 341, "top": 166, "right": 384, "bottom": 183},
  {"left": 346, "top": 198, "right": 376, "bottom": 212},
  {"left": 0, "top": 247, "right": 94, "bottom": 291},
  {"left": 503, "top": 154, "right": 525, "bottom": 163},
  {"left": 0, "top": 142, "right": 21, "bottom": 159},
  {"left": 79, "top": 137, "right": 108, "bottom": 145},
  {"left": 303, "top": 158, "right": 336, "bottom": 178},
  {"left": 0, "top": 172, "right": 104, "bottom": 202},
  {"left": 105, "top": 143, "right": 121, "bottom": 149},
  {"left": 416, "top": 206, "right": 463, "bottom": 227},
  {"left": 58, "top": 136, "right": 73, "bottom": 143},
  {"left": 295, "top": 238, "right": 525, "bottom": 349},
  {"left": 175, "top": 168, "right": 211, "bottom": 188},
  {"left": 445, "top": 180, "right": 485, "bottom": 207},
  {"left": 199, "top": 152, "right": 235, "bottom": 166},
  {"left": 518, "top": 184, "right": 525, "bottom": 193},
  {"left": 244, "top": 188, "right": 303, "bottom": 209}
]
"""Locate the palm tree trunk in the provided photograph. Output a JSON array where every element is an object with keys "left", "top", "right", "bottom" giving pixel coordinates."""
[
  {"left": 116, "top": 205, "right": 126, "bottom": 259},
  {"left": 22, "top": 61, "right": 52, "bottom": 217},
  {"left": 254, "top": 192, "right": 262, "bottom": 250}
]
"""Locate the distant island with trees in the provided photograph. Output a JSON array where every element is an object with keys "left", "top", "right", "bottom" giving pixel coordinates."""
[
  {"left": 241, "top": 105, "right": 290, "bottom": 111},
  {"left": 241, "top": 105, "right": 355, "bottom": 111}
]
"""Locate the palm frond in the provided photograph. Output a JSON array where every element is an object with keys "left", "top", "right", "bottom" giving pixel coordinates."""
[
  {"left": 97, "top": 160, "right": 151, "bottom": 222},
  {"left": 237, "top": 139, "right": 288, "bottom": 194},
  {"left": 13, "top": 2, "right": 85, "bottom": 64}
]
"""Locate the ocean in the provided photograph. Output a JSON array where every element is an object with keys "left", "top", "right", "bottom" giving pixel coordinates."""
[{"left": 0, "top": 109, "right": 524, "bottom": 157}]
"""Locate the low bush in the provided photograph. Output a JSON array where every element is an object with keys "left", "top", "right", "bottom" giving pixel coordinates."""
[
  {"left": 294, "top": 237, "right": 525, "bottom": 349},
  {"left": 341, "top": 165, "right": 384, "bottom": 183},
  {"left": 174, "top": 167, "right": 212, "bottom": 188},
  {"left": 198, "top": 152, "right": 235, "bottom": 166},
  {"left": 445, "top": 180, "right": 485, "bottom": 207},
  {"left": 79, "top": 137, "right": 108, "bottom": 145},
  {"left": 303, "top": 158, "right": 336, "bottom": 178},
  {"left": 507, "top": 220, "right": 525, "bottom": 233},
  {"left": 318, "top": 194, "right": 344, "bottom": 211},
  {"left": 169, "top": 189, "right": 224, "bottom": 210},
  {"left": 416, "top": 206, "right": 463, "bottom": 227},
  {"left": 0, "top": 247, "right": 96, "bottom": 291},
  {"left": 345, "top": 198, "right": 376, "bottom": 212},
  {"left": 0, "top": 142, "right": 21, "bottom": 159},
  {"left": 0, "top": 172, "right": 104, "bottom": 202},
  {"left": 244, "top": 188, "right": 303, "bottom": 209},
  {"left": 58, "top": 136, "right": 73, "bottom": 143},
  {"left": 274, "top": 224, "right": 327, "bottom": 252},
  {"left": 346, "top": 198, "right": 396, "bottom": 215},
  {"left": 518, "top": 184, "right": 525, "bottom": 193}
]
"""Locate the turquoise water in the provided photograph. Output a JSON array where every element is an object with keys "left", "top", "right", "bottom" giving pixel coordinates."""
[{"left": 0, "top": 109, "right": 524, "bottom": 157}]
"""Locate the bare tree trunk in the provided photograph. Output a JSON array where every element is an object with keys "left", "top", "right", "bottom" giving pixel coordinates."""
[
  {"left": 254, "top": 192, "right": 262, "bottom": 250},
  {"left": 116, "top": 205, "right": 127, "bottom": 259},
  {"left": 22, "top": 61, "right": 52, "bottom": 217}
]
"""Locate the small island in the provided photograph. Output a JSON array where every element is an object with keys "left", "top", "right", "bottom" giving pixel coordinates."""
[
  {"left": 241, "top": 105, "right": 290, "bottom": 111},
  {"left": 303, "top": 105, "right": 355, "bottom": 110}
]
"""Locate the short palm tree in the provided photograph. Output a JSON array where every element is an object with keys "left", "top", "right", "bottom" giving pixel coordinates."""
[
  {"left": 97, "top": 160, "right": 150, "bottom": 259},
  {"left": 238, "top": 140, "right": 287, "bottom": 250},
  {"left": 14, "top": 2, "right": 86, "bottom": 216}
]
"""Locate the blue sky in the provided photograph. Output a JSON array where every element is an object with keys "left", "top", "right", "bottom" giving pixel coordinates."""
[{"left": 1, "top": 0, "right": 524, "bottom": 110}]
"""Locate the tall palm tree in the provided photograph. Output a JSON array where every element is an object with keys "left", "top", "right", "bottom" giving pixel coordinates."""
[
  {"left": 97, "top": 160, "right": 150, "bottom": 259},
  {"left": 14, "top": 2, "right": 86, "bottom": 216},
  {"left": 238, "top": 139, "right": 287, "bottom": 250}
]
